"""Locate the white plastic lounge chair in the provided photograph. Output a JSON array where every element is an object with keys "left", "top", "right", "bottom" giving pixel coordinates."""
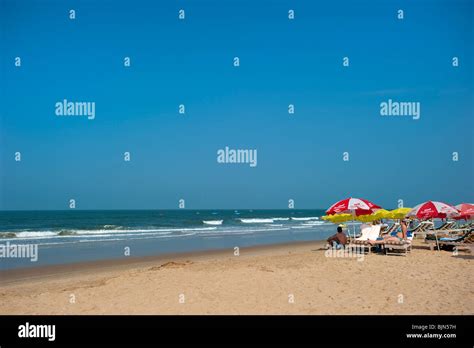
[{"left": 349, "top": 225, "right": 382, "bottom": 254}]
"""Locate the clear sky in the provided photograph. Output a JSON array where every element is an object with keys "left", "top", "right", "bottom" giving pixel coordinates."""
[{"left": 1, "top": 0, "right": 473, "bottom": 210}]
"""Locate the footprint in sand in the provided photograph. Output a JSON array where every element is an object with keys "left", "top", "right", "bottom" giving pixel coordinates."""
[
  {"left": 258, "top": 266, "right": 274, "bottom": 273},
  {"left": 149, "top": 261, "right": 194, "bottom": 271}
]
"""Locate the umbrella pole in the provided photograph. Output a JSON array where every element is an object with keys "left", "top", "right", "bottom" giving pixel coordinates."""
[{"left": 352, "top": 211, "right": 356, "bottom": 239}]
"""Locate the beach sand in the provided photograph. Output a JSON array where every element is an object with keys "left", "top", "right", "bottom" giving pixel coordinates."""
[{"left": 0, "top": 241, "right": 473, "bottom": 315}]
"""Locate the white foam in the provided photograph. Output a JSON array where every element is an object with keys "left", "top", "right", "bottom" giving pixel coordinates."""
[
  {"left": 240, "top": 218, "right": 274, "bottom": 223},
  {"left": 291, "top": 217, "right": 319, "bottom": 221},
  {"left": 272, "top": 218, "right": 290, "bottom": 221},
  {"left": 3, "top": 227, "right": 218, "bottom": 241},
  {"left": 302, "top": 221, "right": 325, "bottom": 225},
  {"left": 203, "top": 220, "right": 223, "bottom": 225},
  {"left": 15, "top": 231, "right": 57, "bottom": 238},
  {"left": 103, "top": 225, "right": 122, "bottom": 229},
  {"left": 68, "top": 227, "right": 217, "bottom": 235}
]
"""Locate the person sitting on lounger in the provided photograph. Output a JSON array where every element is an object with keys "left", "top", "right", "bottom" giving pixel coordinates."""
[
  {"left": 327, "top": 226, "right": 347, "bottom": 248},
  {"left": 368, "top": 220, "right": 407, "bottom": 245}
]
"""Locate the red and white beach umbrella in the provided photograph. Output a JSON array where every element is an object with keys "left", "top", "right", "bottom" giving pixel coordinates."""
[
  {"left": 454, "top": 203, "right": 474, "bottom": 220},
  {"left": 326, "top": 197, "right": 381, "bottom": 216},
  {"left": 407, "top": 201, "right": 460, "bottom": 220}
]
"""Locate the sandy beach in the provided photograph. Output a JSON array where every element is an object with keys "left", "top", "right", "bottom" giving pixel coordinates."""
[{"left": 1, "top": 241, "right": 472, "bottom": 315}]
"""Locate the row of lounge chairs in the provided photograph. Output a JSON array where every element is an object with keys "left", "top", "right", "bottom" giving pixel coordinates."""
[
  {"left": 412, "top": 221, "right": 473, "bottom": 251},
  {"left": 346, "top": 221, "right": 473, "bottom": 256},
  {"left": 437, "top": 230, "right": 474, "bottom": 252}
]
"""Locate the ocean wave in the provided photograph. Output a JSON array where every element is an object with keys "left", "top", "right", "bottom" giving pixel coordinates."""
[
  {"left": 301, "top": 221, "right": 325, "bottom": 225},
  {"left": 68, "top": 227, "right": 217, "bottom": 235},
  {"left": 203, "top": 220, "right": 223, "bottom": 225},
  {"left": 102, "top": 225, "right": 123, "bottom": 230},
  {"left": 272, "top": 218, "right": 290, "bottom": 221},
  {"left": 195, "top": 226, "right": 289, "bottom": 235},
  {"left": 291, "top": 225, "right": 314, "bottom": 229},
  {"left": 58, "top": 230, "right": 77, "bottom": 236},
  {"left": 291, "top": 217, "right": 319, "bottom": 221},
  {"left": 0, "top": 232, "right": 17, "bottom": 238},
  {"left": 15, "top": 231, "right": 57, "bottom": 238},
  {"left": 0, "top": 227, "right": 218, "bottom": 240},
  {"left": 240, "top": 218, "right": 274, "bottom": 223},
  {"left": 1, "top": 225, "right": 297, "bottom": 246}
]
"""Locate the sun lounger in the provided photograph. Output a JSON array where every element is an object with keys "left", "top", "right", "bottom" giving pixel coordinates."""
[
  {"left": 438, "top": 230, "right": 473, "bottom": 251},
  {"left": 381, "top": 223, "right": 399, "bottom": 235},
  {"left": 424, "top": 227, "right": 472, "bottom": 250},
  {"left": 349, "top": 225, "right": 382, "bottom": 254},
  {"left": 410, "top": 221, "right": 434, "bottom": 234},
  {"left": 384, "top": 231, "right": 414, "bottom": 256},
  {"left": 435, "top": 221, "right": 456, "bottom": 231}
]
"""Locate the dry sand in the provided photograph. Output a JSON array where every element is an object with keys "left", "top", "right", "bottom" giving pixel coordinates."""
[{"left": 0, "top": 241, "right": 472, "bottom": 314}]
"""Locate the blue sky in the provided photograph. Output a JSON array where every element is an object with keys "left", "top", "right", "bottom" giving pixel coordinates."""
[{"left": 1, "top": 0, "right": 473, "bottom": 210}]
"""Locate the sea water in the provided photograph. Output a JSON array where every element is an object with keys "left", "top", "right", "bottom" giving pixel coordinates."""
[{"left": 0, "top": 210, "right": 341, "bottom": 269}]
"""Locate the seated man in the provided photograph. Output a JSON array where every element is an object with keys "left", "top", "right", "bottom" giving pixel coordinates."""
[{"left": 327, "top": 226, "right": 347, "bottom": 248}]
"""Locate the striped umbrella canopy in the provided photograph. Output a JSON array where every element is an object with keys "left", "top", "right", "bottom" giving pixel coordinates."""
[
  {"left": 454, "top": 203, "right": 474, "bottom": 220},
  {"left": 407, "top": 201, "right": 459, "bottom": 220},
  {"left": 326, "top": 197, "right": 381, "bottom": 216}
]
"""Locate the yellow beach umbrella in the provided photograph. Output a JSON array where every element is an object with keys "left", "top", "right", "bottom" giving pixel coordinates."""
[
  {"left": 356, "top": 209, "right": 390, "bottom": 222},
  {"left": 356, "top": 214, "right": 375, "bottom": 223},
  {"left": 322, "top": 214, "right": 353, "bottom": 223},
  {"left": 387, "top": 207, "right": 411, "bottom": 220}
]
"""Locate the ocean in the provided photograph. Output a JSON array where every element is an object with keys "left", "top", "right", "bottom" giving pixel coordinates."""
[{"left": 0, "top": 209, "right": 347, "bottom": 269}]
